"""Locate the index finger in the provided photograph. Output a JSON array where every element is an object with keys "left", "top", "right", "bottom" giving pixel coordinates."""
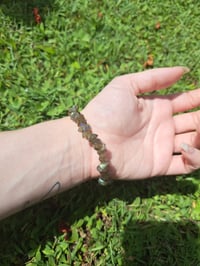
[
  {"left": 174, "top": 110, "right": 200, "bottom": 134},
  {"left": 169, "top": 88, "right": 200, "bottom": 113}
]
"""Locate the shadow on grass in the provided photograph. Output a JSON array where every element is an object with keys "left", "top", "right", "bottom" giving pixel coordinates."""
[
  {"left": 0, "top": 176, "right": 199, "bottom": 265},
  {"left": 122, "top": 220, "right": 199, "bottom": 266},
  {"left": 0, "top": 0, "right": 56, "bottom": 25}
]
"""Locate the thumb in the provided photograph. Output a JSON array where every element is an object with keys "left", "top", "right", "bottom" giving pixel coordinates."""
[
  {"left": 110, "top": 66, "right": 190, "bottom": 95},
  {"left": 181, "top": 143, "right": 200, "bottom": 172}
]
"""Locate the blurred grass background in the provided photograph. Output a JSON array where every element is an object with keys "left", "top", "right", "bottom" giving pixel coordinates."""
[{"left": 0, "top": 0, "right": 200, "bottom": 265}]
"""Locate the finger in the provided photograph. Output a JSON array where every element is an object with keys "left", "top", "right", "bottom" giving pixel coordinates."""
[
  {"left": 169, "top": 88, "right": 200, "bottom": 113},
  {"left": 181, "top": 143, "right": 200, "bottom": 172},
  {"left": 174, "top": 111, "right": 200, "bottom": 134},
  {"left": 110, "top": 66, "right": 189, "bottom": 95},
  {"left": 165, "top": 155, "right": 186, "bottom": 175},
  {"left": 167, "top": 144, "right": 200, "bottom": 175},
  {"left": 166, "top": 154, "right": 192, "bottom": 175},
  {"left": 174, "top": 132, "right": 196, "bottom": 153}
]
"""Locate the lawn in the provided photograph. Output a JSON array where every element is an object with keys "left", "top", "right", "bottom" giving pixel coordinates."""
[{"left": 0, "top": 0, "right": 200, "bottom": 265}]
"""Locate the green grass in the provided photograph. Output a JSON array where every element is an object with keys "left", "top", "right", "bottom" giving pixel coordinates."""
[{"left": 0, "top": 0, "right": 200, "bottom": 265}]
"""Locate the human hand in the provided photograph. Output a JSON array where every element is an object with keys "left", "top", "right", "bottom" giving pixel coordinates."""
[{"left": 83, "top": 67, "right": 200, "bottom": 180}]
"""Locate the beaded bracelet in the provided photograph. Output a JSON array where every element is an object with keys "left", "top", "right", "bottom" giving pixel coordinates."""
[{"left": 68, "top": 106, "right": 112, "bottom": 186}]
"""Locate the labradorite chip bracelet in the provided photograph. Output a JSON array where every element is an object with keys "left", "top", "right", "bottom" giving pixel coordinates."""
[{"left": 68, "top": 106, "right": 112, "bottom": 186}]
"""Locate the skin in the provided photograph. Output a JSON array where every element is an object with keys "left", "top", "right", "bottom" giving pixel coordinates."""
[
  {"left": 83, "top": 66, "right": 200, "bottom": 178},
  {"left": 0, "top": 66, "right": 200, "bottom": 220}
]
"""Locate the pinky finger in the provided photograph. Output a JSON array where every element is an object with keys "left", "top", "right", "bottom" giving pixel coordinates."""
[
  {"left": 180, "top": 143, "right": 200, "bottom": 172},
  {"left": 166, "top": 143, "right": 200, "bottom": 175}
]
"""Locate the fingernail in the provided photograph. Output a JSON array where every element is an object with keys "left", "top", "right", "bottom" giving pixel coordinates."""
[
  {"left": 181, "top": 143, "right": 194, "bottom": 154},
  {"left": 182, "top": 67, "right": 190, "bottom": 75}
]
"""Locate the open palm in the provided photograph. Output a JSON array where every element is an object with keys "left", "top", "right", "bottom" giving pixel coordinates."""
[{"left": 83, "top": 67, "right": 200, "bottom": 180}]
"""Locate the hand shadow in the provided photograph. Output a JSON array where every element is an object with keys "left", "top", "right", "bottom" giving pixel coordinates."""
[
  {"left": 0, "top": 0, "right": 56, "bottom": 25},
  {"left": 0, "top": 176, "right": 199, "bottom": 265}
]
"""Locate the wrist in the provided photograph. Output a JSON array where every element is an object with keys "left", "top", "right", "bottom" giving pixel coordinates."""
[
  {"left": 60, "top": 117, "right": 93, "bottom": 187},
  {"left": 69, "top": 107, "right": 112, "bottom": 185}
]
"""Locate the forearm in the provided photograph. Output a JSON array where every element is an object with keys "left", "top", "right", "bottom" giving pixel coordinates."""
[{"left": 0, "top": 117, "right": 92, "bottom": 220}]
